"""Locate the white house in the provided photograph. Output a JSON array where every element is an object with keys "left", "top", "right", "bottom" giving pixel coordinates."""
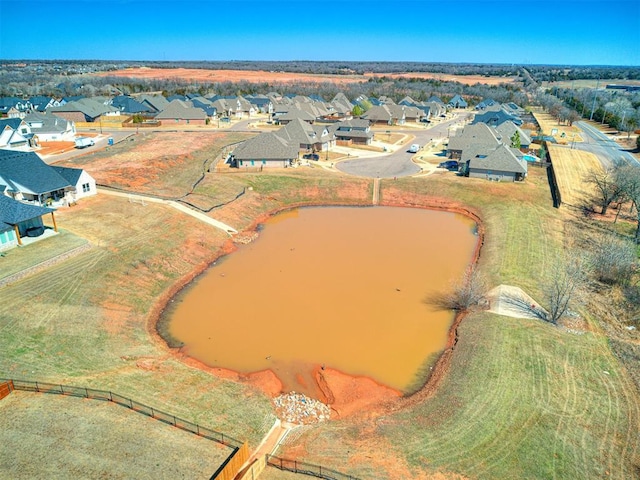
[{"left": 51, "top": 166, "right": 97, "bottom": 200}]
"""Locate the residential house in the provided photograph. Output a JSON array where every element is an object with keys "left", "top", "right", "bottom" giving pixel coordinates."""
[
  {"left": 0, "top": 149, "right": 74, "bottom": 205},
  {"left": 463, "top": 144, "right": 528, "bottom": 182},
  {"left": 493, "top": 121, "right": 531, "bottom": 151},
  {"left": 475, "top": 98, "right": 497, "bottom": 110},
  {"left": 51, "top": 166, "right": 97, "bottom": 200},
  {"left": 50, "top": 98, "right": 119, "bottom": 123},
  {"left": 447, "top": 123, "right": 501, "bottom": 159},
  {"left": 154, "top": 99, "right": 208, "bottom": 125},
  {"left": 427, "top": 96, "right": 445, "bottom": 106},
  {"left": 0, "top": 118, "right": 34, "bottom": 150},
  {"left": 330, "top": 119, "right": 374, "bottom": 145},
  {"left": 276, "top": 118, "right": 335, "bottom": 151},
  {"left": 231, "top": 132, "right": 299, "bottom": 168},
  {"left": 448, "top": 94, "right": 468, "bottom": 109},
  {"left": 189, "top": 97, "right": 217, "bottom": 117},
  {"left": 0, "top": 194, "right": 57, "bottom": 250},
  {"left": 135, "top": 94, "right": 170, "bottom": 113},
  {"left": 276, "top": 108, "right": 317, "bottom": 125},
  {"left": 209, "top": 96, "right": 256, "bottom": 118},
  {"left": 361, "top": 104, "right": 406, "bottom": 125},
  {"left": 110, "top": 95, "right": 154, "bottom": 115},
  {"left": 471, "top": 104, "right": 523, "bottom": 126},
  {"left": 24, "top": 111, "right": 76, "bottom": 142},
  {"left": 246, "top": 95, "right": 273, "bottom": 114},
  {"left": 0, "top": 97, "right": 31, "bottom": 118},
  {"left": 29, "top": 96, "right": 61, "bottom": 112}
]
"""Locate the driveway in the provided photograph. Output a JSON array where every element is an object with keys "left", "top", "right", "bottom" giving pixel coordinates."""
[{"left": 336, "top": 112, "right": 472, "bottom": 178}]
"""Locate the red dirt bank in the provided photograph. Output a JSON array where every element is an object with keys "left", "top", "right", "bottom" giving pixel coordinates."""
[{"left": 147, "top": 190, "right": 485, "bottom": 421}]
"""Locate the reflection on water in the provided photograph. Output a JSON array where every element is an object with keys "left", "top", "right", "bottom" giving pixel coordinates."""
[{"left": 168, "top": 206, "right": 478, "bottom": 396}]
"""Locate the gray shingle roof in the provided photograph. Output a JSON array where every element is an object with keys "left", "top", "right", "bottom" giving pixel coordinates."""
[
  {"left": 231, "top": 132, "right": 299, "bottom": 161},
  {"left": 468, "top": 144, "right": 528, "bottom": 174},
  {"left": 0, "top": 149, "right": 71, "bottom": 195},
  {"left": 448, "top": 123, "right": 501, "bottom": 152},
  {"left": 51, "top": 166, "right": 83, "bottom": 185},
  {"left": 0, "top": 193, "right": 54, "bottom": 227},
  {"left": 155, "top": 99, "right": 208, "bottom": 120}
]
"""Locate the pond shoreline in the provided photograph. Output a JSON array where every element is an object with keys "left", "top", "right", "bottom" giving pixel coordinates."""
[{"left": 148, "top": 196, "right": 485, "bottom": 420}]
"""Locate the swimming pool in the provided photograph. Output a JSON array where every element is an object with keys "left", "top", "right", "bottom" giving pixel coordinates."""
[{"left": 523, "top": 154, "right": 538, "bottom": 162}]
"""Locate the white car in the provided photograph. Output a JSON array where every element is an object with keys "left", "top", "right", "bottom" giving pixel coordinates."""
[{"left": 408, "top": 144, "right": 420, "bottom": 153}]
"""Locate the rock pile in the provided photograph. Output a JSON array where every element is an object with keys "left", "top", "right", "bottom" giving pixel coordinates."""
[{"left": 273, "top": 392, "right": 331, "bottom": 425}]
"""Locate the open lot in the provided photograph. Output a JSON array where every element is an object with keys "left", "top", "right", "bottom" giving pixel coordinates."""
[
  {"left": 95, "top": 67, "right": 520, "bottom": 87},
  {"left": 1, "top": 130, "right": 639, "bottom": 479}
]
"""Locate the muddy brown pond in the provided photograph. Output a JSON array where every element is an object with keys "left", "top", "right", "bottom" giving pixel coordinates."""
[{"left": 166, "top": 206, "right": 478, "bottom": 398}]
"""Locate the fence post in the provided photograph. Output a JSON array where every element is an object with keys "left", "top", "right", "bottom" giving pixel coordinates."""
[
  {"left": 35, "top": 381, "right": 39, "bottom": 392},
  {"left": 85, "top": 387, "right": 89, "bottom": 398},
  {"left": 151, "top": 407, "right": 155, "bottom": 418}
]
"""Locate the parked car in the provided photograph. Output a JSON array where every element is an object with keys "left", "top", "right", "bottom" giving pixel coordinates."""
[
  {"left": 438, "top": 160, "right": 459, "bottom": 170},
  {"left": 303, "top": 153, "right": 319, "bottom": 161},
  {"left": 408, "top": 144, "right": 420, "bottom": 153}
]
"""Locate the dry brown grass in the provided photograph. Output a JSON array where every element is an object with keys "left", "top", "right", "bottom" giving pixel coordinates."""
[
  {"left": 532, "top": 111, "right": 583, "bottom": 144},
  {"left": 0, "top": 391, "right": 233, "bottom": 479},
  {"left": 548, "top": 144, "right": 603, "bottom": 207}
]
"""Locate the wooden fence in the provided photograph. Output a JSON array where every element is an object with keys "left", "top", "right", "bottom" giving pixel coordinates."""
[{"left": 210, "top": 442, "right": 250, "bottom": 480}]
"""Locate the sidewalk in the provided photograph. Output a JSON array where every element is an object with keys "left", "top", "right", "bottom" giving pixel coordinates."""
[{"left": 97, "top": 188, "right": 238, "bottom": 235}]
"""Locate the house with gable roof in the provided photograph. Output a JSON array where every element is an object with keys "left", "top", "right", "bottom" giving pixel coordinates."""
[
  {"left": 493, "top": 121, "right": 531, "bottom": 151},
  {"left": 24, "top": 111, "right": 76, "bottom": 142},
  {"left": 0, "top": 118, "right": 34, "bottom": 150},
  {"left": 472, "top": 104, "right": 523, "bottom": 127},
  {"left": 448, "top": 94, "right": 468, "bottom": 109},
  {"left": 154, "top": 99, "right": 208, "bottom": 125},
  {"left": 51, "top": 166, "right": 97, "bottom": 200},
  {"left": 276, "top": 118, "right": 335, "bottom": 152},
  {"left": 135, "top": 94, "right": 170, "bottom": 113},
  {"left": 330, "top": 119, "right": 374, "bottom": 145},
  {"left": 110, "top": 95, "right": 154, "bottom": 115},
  {"left": 0, "top": 149, "right": 76, "bottom": 205},
  {"left": 447, "top": 123, "right": 502, "bottom": 159},
  {"left": 463, "top": 143, "right": 528, "bottom": 182},
  {"left": 231, "top": 132, "right": 299, "bottom": 168},
  {"left": 29, "top": 96, "right": 62, "bottom": 112},
  {"left": 50, "top": 98, "right": 119, "bottom": 123},
  {"left": 361, "top": 104, "right": 406, "bottom": 125}
]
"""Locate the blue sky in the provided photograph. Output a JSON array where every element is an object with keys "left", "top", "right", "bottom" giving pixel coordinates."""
[{"left": 1, "top": 0, "right": 638, "bottom": 65}]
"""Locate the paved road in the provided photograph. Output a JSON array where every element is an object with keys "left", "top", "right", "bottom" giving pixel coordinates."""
[
  {"left": 573, "top": 121, "right": 639, "bottom": 168},
  {"left": 336, "top": 112, "right": 472, "bottom": 178}
]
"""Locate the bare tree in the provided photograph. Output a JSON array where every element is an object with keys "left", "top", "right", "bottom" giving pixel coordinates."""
[
  {"left": 426, "top": 266, "right": 487, "bottom": 312},
  {"left": 585, "top": 163, "right": 624, "bottom": 215},
  {"left": 616, "top": 164, "right": 640, "bottom": 243},
  {"left": 544, "top": 255, "right": 589, "bottom": 325}
]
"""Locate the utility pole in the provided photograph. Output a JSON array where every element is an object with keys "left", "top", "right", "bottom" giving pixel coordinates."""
[{"left": 589, "top": 78, "right": 600, "bottom": 121}]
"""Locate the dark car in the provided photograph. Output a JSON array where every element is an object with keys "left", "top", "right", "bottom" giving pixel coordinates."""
[
  {"left": 438, "top": 160, "right": 459, "bottom": 171},
  {"left": 303, "top": 153, "right": 319, "bottom": 161}
]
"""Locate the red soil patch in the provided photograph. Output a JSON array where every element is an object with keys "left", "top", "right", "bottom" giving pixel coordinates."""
[{"left": 95, "top": 67, "right": 517, "bottom": 87}]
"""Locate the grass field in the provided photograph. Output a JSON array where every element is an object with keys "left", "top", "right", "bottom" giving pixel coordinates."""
[
  {"left": 548, "top": 144, "right": 603, "bottom": 208},
  {"left": 0, "top": 391, "right": 233, "bottom": 479},
  {"left": 1, "top": 131, "right": 638, "bottom": 479}
]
